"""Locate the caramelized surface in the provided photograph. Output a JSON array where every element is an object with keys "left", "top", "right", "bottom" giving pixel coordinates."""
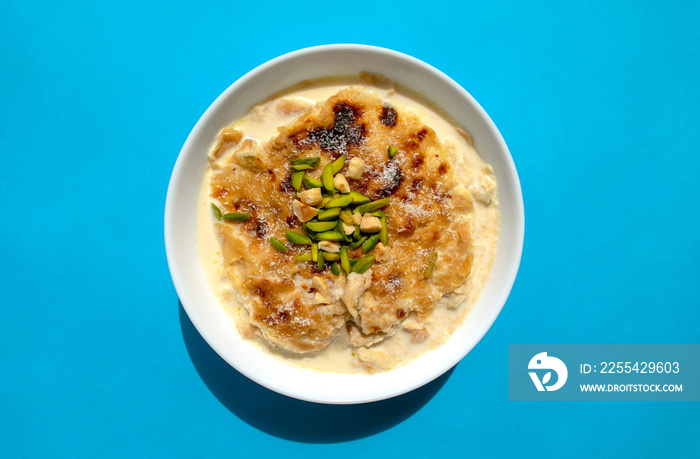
[{"left": 210, "top": 87, "right": 474, "bottom": 353}]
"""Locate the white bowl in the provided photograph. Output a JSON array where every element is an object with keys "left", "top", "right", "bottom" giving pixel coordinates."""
[{"left": 165, "top": 44, "right": 524, "bottom": 404}]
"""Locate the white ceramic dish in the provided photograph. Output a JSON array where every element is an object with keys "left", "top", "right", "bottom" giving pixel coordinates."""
[{"left": 165, "top": 44, "right": 524, "bottom": 404}]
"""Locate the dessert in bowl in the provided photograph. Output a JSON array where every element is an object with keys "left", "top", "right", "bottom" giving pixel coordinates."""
[{"left": 165, "top": 45, "right": 523, "bottom": 404}]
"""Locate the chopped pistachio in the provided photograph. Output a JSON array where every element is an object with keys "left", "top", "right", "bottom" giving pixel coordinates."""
[
  {"left": 378, "top": 213, "right": 388, "bottom": 245},
  {"left": 348, "top": 191, "right": 371, "bottom": 205},
  {"left": 318, "top": 196, "right": 332, "bottom": 208},
  {"left": 270, "top": 237, "right": 287, "bottom": 253},
  {"left": 349, "top": 236, "right": 367, "bottom": 249},
  {"left": 303, "top": 225, "right": 317, "bottom": 240},
  {"left": 352, "top": 255, "right": 375, "bottom": 274},
  {"left": 330, "top": 262, "right": 341, "bottom": 276},
  {"left": 289, "top": 164, "right": 314, "bottom": 171},
  {"left": 355, "top": 198, "right": 390, "bottom": 214},
  {"left": 322, "top": 162, "right": 335, "bottom": 193},
  {"left": 311, "top": 243, "right": 319, "bottom": 262},
  {"left": 291, "top": 156, "right": 321, "bottom": 167},
  {"left": 315, "top": 231, "right": 344, "bottom": 241},
  {"left": 317, "top": 207, "right": 341, "bottom": 221},
  {"left": 303, "top": 175, "right": 323, "bottom": 189},
  {"left": 361, "top": 234, "right": 380, "bottom": 253},
  {"left": 291, "top": 170, "right": 305, "bottom": 192},
  {"left": 211, "top": 203, "right": 222, "bottom": 221},
  {"left": 388, "top": 145, "right": 398, "bottom": 158},
  {"left": 336, "top": 219, "right": 351, "bottom": 243},
  {"left": 285, "top": 231, "right": 312, "bottom": 245},
  {"left": 294, "top": 253, "right": 313, "bottom": 262},
  {"left": 322, "top": 252, "right": 340, "bottom": 261},
  {"left": 223, "top": 212, "right": 251, "bottom": 222},
  {"left": 331, "top": 154, "right": 346, "bottom": 174},
  {"left": 340, "top": 246, "right": 350, "bottom": 274},
  {"left": 339, "top": 210, "right": 355, "bottom": 225},
  {"left": 305, "top": 221, "right": 337, "bottom": 232},
  {"left": 326, "top": 195, "right": 353, "bottom": 208}
]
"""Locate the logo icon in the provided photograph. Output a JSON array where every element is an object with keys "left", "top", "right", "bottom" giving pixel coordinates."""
[{"left": 528, "top": 352, "right": 568, "bottom": 391}]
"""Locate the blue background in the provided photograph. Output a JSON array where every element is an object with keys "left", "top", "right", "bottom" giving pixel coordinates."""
[{"left": 2, "top": 1, "right": 698, "bottom": 457}]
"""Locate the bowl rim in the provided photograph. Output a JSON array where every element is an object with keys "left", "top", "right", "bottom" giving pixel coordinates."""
[{"left": 165, "top": 44, "right": 524, "bottom": 404}]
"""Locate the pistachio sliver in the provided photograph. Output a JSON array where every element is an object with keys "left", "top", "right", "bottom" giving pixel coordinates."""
[
  {"left": 294, "top": 253, "right": 313, "bottom": 262},
  {"left": 315, "top": 231, "right": 344, "bottom": 241},
  {"left": 306, "top": 221, "right": 337, "bottom": 232},
  {"left": 331, "top": 154, "right": 346, "bottom": 174},
  {"left": 340, "top": 246, "right": 350, "bottom": 274},
  {"left": 303, "top": 175, "right": 323, "bottom": 189},
  {"left": 291, "top": 170, "right": 305, "bottom": 192},
  {"left": 349, "top": 236, "right": 367, "bottom": 250},
  {"left": 322, "top": 162, "right": 335, "bottom": 193},
  {"left": 289, "top": 164, "right": 315, "bottom": 171},
  {"left": 285, "top": 231, "right": 312, "bottom": 245},
  {"left": 291, "top": 156, "right": 321, "bottom": 167},
  {"left": 339, "top": 210, "right": 354, "bottom": 225},
  {"left": 317, "top": 251, "right": 325, "bottom": 271},
  {"left": 352, "top": 255, "right": 375, "bottom": 274},
  {"left": 378, "top": 213, "right": 388, "bottom": 245},
  {"left": 348, "top": 191, "right": 371, "bottom": 205},
  {"left": 270, "top": 237, "right": 288, "bottom": 253},
  {"left": 423, "top": 251, "right": 439, "bottom": 279},
  {"left": 361, "top": 234, "right": 380, "bottom": 253},
  {"left": 337, "top": 219, "right": 352, "bottom": 242},
  {"left": 388, "top": 145, "right": 398, "bottom": 158},
  {"left": 355, "top": 198, "right": 390, "bottom": 214},
  {"left": 330, "top": 262, "right": 341, "bottom": 276},
  {"left": 223, "top": 212, "right": 251, "bottom": 222},
  {"left": 325, "top": 195, "right": 353, "bottom": 208},
  {"left": 317, "top": 207, "right": 341, "bottom": 221},
  {"left": 303, "top": 224, "right": 317, "bottom": 240},
  {"left": 318, "top": 196, "right": 332, "bottom": 208},
  {"left": 321, "top": 252, "right": 340, "bottom": 261},
  {"left": 211, "top": 203, "right": 222, "bottom": 221},
  {"left": 311, "top": 243, "right": 319, "bottom": 262}
]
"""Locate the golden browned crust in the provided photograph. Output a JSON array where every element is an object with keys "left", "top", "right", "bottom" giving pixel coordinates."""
[{"left": 209, "top": 87, "right": 474, "bottom": 353}]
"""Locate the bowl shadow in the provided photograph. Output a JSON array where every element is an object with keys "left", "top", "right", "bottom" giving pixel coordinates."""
[{"left": 179, "top": 302, "right": 454, "bottom": 443}]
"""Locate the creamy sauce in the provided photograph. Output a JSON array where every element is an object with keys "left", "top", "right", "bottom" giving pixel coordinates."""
[{"left": 197, "top": 76, "right": 499, "bottom": 373}]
